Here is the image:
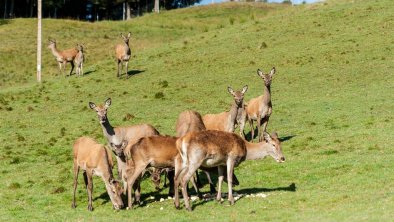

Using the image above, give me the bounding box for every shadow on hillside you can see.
[126,69,145,78]
[0,20,10,26]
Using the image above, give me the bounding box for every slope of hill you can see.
[0,0,393,221]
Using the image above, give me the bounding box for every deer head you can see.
[108,178,124,210]
[76,44,84,52]
[89,98,111,124]
[121,32,131,45]
[262,132,285,163]
[257,67,276,87]
[228,85,248,107]
[47,38,56,49]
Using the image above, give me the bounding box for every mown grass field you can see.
[0,0,393,221]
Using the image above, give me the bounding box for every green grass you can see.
[0,0,393,221]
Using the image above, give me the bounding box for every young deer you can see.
[88,98,160,202]
[75,44,84,77]
[72,137,124,211]
[246,67,276,142]
[115,32,131,78]
[174,130,285,211]
[123,135,200,209]
[203,86,248,138]
[48,39,79,77]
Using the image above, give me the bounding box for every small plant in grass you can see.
[229,17,235,25]
[8,182,21,189]
[154,92,165,99]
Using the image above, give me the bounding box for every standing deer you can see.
[88,98,160,202]
[203,86,248,138]
[174,130,285,211]
[75,44,84,77]
[48,39,79,77]
[115,32,131,78]
[176,110,239,194]
[246,67,276,141]
[72,137,124,211]
[123,135,201,209]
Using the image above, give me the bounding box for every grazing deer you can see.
[75,44,84,77]
[88,98,160,202]
[115,32,131,78]
[123,135,201,209]
[203,86,248,138]
[72,137,124,211]
[48,39,79,77]
[174,130,285,211]
[246,67,276,142]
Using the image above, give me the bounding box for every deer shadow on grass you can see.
[189,183,296,210]
[244,129,296,143]
[126,70,145,78]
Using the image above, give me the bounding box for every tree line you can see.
[2,0,202,21]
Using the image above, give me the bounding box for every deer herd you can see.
[63,33,286,212]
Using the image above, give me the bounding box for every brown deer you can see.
[88,98,160,202]
[75,44,84,77]
[48,39,79,77]
[115,32,131,78]
[203,86,248,138]
[176,110,240,194]
[174,130,285,211]
[72,137,124,211]
[123,135,201,209]
[246,67,276,142]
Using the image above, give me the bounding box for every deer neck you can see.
[226,102,239,132]
[100,119,121,145]
[49,45,62,59]
[245,141,271,160]
[263,85,271,105]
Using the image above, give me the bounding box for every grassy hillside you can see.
[0,0,393,221]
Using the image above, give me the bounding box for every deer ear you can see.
[263,132,272,143]
[241,85,248,94]
[122,140,128,148]
[105,98,112,108]
[88,102,96,109]
[227,86,235,96]
[271,132,278,139]
[269,67,276,77]
[127,32,131,38]
[257,69,264,77]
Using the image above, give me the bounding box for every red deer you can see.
[115,32,131,78]
[203,86,248,138]
[123,135,200,209]
[246,67,276,141]
[174,130,284,211]
[89,98,160,202]
[75,44,84,77]
[48,39,79,77]
[72,137,124,211]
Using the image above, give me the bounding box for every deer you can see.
[176,110,240,194]
[123,135,201,209]
[203,85,248,138]
[88,98,160,203]
[48,39,79,77]
[75,44,84,77]
[72,136,124,211]
[115,32,131,78]
[174,130,285,211]
[246,67,276,142]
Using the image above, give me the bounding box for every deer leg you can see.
[216,166,225,203]
[125,61,130,78]
[69,61,75,76]
[181,163,200,211]
[226,159,235,205]
[71,162,79,209]
[174,157,183,209]
[257,117,262,142]
[133,178,141,205]
[203,170,216,194]
[84,170,94,211]
[189,174,202,199]
[58,62,62,76]
[80,62,83,76]
[167,169,175,197]
[249,118,255,142]
[117,60,121,78]
[127,164,146,209]
[262,116,270,133]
